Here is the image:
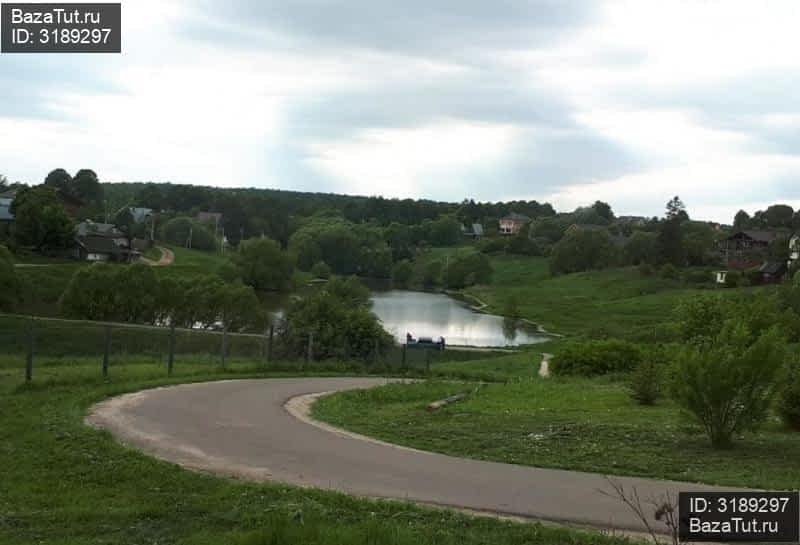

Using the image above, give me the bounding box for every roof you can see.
[197,211,222,223]
[76,221,122,237]
[129,207,154,223]
[0,203,13,222]
[760,261,787,275]
[729,230,781,243]
[501,212,531,222]
[78,235,120,255]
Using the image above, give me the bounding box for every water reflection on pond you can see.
[370,290,547,347]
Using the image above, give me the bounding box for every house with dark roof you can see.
[75,221,139,262]
[718,230,782,269]
[499,213,530,235]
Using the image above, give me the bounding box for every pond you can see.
[369,290,548,347]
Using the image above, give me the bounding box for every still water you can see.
[370,290,547,347]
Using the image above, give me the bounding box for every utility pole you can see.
[186,226,193,249]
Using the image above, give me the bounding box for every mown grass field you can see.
[0,362,634,545]
[313,376,800,490]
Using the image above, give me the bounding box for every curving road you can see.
[87,378,739,533]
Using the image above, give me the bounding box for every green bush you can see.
[638,263,655,276]
[391,259,413,287]
[551,339,643,377]
[778,365,800,431]
[724,271,741,288]
[423,260,442,286]
[311,261,332,280]
[444,253,493,288]
[659,263,679,280]
[627,360,663,405]
[505,234,541,256]
[672,322,786,448]
[683,269,711,285]
[477,238,506,254]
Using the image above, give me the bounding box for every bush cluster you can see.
[551,339,642,377]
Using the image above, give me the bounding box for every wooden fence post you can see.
[167,323,176,376]
[25,317,35,382]
[102,324,112,377]
[221,323,228,369]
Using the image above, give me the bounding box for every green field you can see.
[313,375,800,490]
[465,254,730,338]
[0,362,633,545]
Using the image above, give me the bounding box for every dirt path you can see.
[140,246,174,266]
[87,378,743,534]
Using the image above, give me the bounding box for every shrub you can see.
[551,339,643,377]
[724,271,741,288]
[391,259,413,287]
[477,238,506,254]
[683,270,711,285]
[162,217,217,251]
[778,365,800,431]
[0,245,18,310]
[659,263,679,280]
[505,234,541,256]
[234,238,294,291]
[672,322,786,448]
[627,360,663,405]
[423,260,442,286]
[311,261,332,280]
[638,263,654,277]
[444,253,493,289]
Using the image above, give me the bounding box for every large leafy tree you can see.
[72,169,104,207]
[550,228,617,275]
[10,186,74,251]
[733,209,751,230]
[44,168,72,192]
[234,237,294,292]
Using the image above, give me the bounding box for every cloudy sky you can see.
[2,0,800,222]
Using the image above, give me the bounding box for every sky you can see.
[2,0,800,223]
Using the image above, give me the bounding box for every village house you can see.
[0,190,15,235]
[499,213,530,235]
[75,220,139,262]
[462,223,484,240]
[718,230,781,269]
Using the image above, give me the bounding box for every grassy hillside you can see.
[466,255,725,338]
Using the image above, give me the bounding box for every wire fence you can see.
[0,313,480,382]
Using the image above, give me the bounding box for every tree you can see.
[624,231,658,265]
[392,259,413,287]
[162,217,217,251]
[550,229,617,275]
[733,210,751,230]
[10,186,74,252]
[234,237,294,291]
[72,169,104,207]
[672,322,786,448]
[444,253,493,288]
[44,168,72,192]
[592,201,615,222]
[764,204,794,228]
[281,280,391,361]
[113,207,135,235]
[0,245,18,310]
[311,261,332,280]
[0,174,8,189]
[655,218,685,266]
[423,260,443,286]
[665,196,688,221]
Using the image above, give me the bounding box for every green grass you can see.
[313,376,800,490]
[0,363,634,545]
[465,255,732,338]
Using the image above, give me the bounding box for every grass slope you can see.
[313,377,800,490]
[0,363,632,545]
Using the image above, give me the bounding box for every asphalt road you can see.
[87,378,738,533]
